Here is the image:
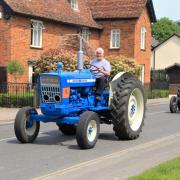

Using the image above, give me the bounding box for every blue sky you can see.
[152,0,180,21]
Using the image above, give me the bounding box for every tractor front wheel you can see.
[14,107,40,143]
[110,74,145,140]
[76,111,100,149]
[57,124,76,135]
[170,96,177,113]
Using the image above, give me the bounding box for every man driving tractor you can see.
[90,48,111,104]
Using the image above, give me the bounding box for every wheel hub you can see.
[128,88,144,131]
[87,120,97,142]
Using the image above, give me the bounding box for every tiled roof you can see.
[88,0,156,22]
[3,0,102,29]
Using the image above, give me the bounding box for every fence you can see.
[0,83,34,107]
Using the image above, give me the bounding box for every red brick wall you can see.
[134,7,152,84]
[2,15,99,83]
[98,19,136,57]
[0,5,11,67]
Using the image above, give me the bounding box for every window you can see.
[141,27,146,50]
[82,28,89,42]
[31,20,43,48]
[70,0,78,10]
[110,29,120,49]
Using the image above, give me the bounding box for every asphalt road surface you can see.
[0,103,180,180]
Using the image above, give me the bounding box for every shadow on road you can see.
[6,130,120,149]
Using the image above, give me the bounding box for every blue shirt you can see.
[90,58,111,78]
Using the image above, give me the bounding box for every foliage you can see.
[7,61,25,82]
[107,55,141,80]
[152,18,180,42]
[0,93,33,107]
[144,89,169,99]
[34,49,140,80]
[128,157,180,180]
[34,48,87,73]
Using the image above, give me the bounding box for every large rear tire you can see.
[76,111,100,149]
[110,74,145,140]
[14,107,40,143]
[57,124,76,135]
[170,96,177,113]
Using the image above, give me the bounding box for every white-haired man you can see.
[90,48,111,104]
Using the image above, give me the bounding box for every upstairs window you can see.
[31,20,43,48]
[70,0,78,10]
[110,29,120,49]
[141,27,146,50]
[82,28,89,42]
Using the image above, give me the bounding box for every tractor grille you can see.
[40,76,61,104]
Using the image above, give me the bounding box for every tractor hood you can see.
[39,69,96,87]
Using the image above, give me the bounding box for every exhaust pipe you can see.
[77,35,84,71]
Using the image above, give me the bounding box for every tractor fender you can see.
[108,72,133,107]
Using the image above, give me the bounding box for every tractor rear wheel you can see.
[170,96,177,113]
[76,111,100,149]
[110,74,145,140]
[57,124,76,135]
[14,107,40,143]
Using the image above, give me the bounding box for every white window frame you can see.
[30,20,43,48]
[139,64,145,84]
[0,12,2,19]
[141,27,146,50]
[82,28,89,42]
[110,29,120,49]
[70,0,79,10]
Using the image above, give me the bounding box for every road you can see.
[0,103,180,180]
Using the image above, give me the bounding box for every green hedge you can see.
[0,93,33,107]
[144,89,169,99]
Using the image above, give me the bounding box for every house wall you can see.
[152,36,180,70]
[0,5,11,67]
[97,19,136,57]
[134,7,152,84]
[2,15,100,83]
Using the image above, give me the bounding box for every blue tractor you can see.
[14,37,145,149]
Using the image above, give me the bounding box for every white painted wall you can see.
[151,35,180,70]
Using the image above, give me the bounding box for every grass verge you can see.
[128,157,180,180]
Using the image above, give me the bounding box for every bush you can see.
[144,89,169,99]
[0,93,33,107]
[34,48,89,74]
[106,55,140,80]
[7,61,25,82]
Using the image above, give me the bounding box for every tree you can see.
[7,61,25,83]
[152,18,180,42]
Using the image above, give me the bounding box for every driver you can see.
[90,48,111,104]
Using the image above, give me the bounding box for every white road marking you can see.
[34,133,180,180]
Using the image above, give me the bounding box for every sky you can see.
[152,0,180,21]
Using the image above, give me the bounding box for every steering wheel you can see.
[84,64,106,75]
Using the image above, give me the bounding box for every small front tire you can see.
[170,96,177,113]
[76,111,100,149]
[14,107,40,143]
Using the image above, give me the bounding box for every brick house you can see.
[0,0,156,84]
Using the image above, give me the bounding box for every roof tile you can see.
[4,0,102,29]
